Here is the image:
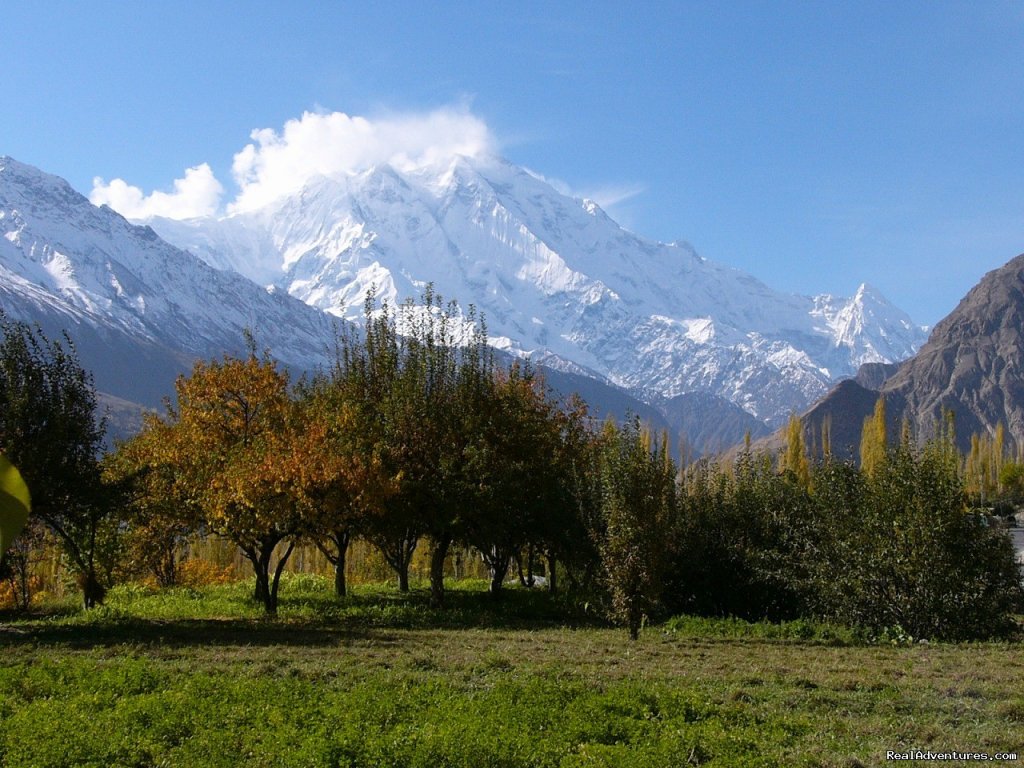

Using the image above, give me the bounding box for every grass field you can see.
[1,576,1022,767]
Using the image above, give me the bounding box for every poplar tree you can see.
[781,413,810,487]
[859,397,887,477]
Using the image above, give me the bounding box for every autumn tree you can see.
[965,422,1005,505]
[155,350,309,614]
[859,396,888,477]
[781,413,810,487]
[105,417,201,587]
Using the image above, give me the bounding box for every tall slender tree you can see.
[860,396,888,477]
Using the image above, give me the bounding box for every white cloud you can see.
[229,107,497,212]
[522,169,644,214]
[580,182,646,210]
[90,163,223,221]
[88,107,643,225]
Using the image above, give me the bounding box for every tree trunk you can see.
[546,553,558,593]
[252,548,272,612]
[373,529,418,593]
[268,540,296,614]
[489,567,506,595]
[332,530,350,598]
[79,568,106,609]
[246,537,294,615]
[315,529,352,598]
[429,535,452,608]
[487,546,510,596]
[80,525,105,609]
[156,545,177,589]
[334,555,347,598]
[516,552,528,587]
[628,603,642,641]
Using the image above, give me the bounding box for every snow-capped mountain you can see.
[147,154,925,426]
[0,156,337,407]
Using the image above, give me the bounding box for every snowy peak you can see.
[811,282,921,370]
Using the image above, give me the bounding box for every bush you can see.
[807,444,1023,641]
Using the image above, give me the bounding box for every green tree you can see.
[0,317,114,608]
[349,288,494,607]
[462,363,569,596]
[596,418,676,640]
[810,437,1021,640]
[297,372,398,597]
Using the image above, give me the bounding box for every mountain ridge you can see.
[2,153,927,451]
[143,153,926,427]
[779,253,1024,458]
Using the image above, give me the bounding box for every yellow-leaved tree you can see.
[105,417,201,587]
[781,413,810,488]
[860,397,888,478]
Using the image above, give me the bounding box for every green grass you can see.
[1,576,1023,767]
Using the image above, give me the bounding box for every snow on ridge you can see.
[0,158,337,371]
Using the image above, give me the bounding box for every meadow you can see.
[1,576,1022,767]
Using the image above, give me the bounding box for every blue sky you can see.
[4,1,1023,326]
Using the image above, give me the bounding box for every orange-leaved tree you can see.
[157,350,310,613]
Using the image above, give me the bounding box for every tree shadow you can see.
[0,616,381,650]
[0,586,609,651]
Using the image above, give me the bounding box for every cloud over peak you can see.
[230,108,496,212]
[90,107,498,220]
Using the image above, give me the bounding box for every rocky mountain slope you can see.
[794,253,1024,456]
